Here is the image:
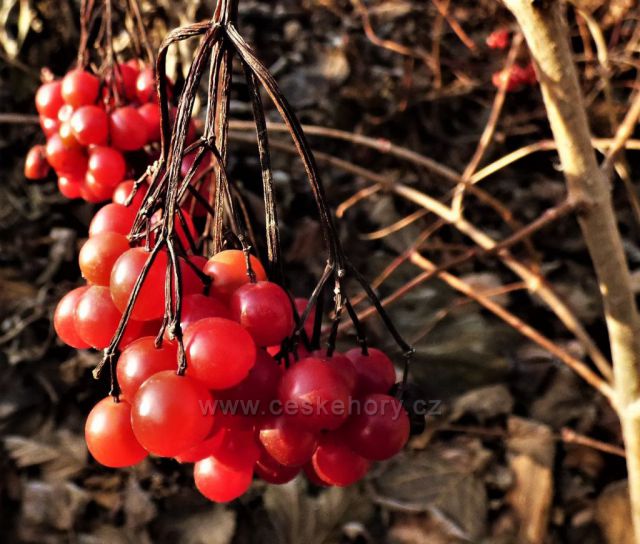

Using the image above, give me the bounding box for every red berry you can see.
[278,357,350,431]
[35,81,64,118]
[137,103,161,142]
[311,435,370,487]
[74,285,142,349]
[175,427,225,463]
[230,281,294,347]
[89,203,137,237]
[194,456,253,503]
[340,394,410,461]
[345,348,396,397]
[294,297,316,338]
[304,461,330,487]
[70,105,108,146]
[184,317,257,389]
[40,116,60,138]
[116,336,178,399]
[164,293,230,342]
[115,63,139,101]
[131,370,213,457]
[255,449,300,484]
[209,427,260,469]
[85,398,148,467]
[311,349,357,394]
[58,122,82,149]
[88,146,126,187]
[54,286,90,348]
[112,180,147,209]
[58,175,83,199]
[486,28,511,50]
[24,145,50,180]
[84,172,115,202]
[57,104,75,123]
[135,68,156,104]
[258,415,317,467]
[61,69,100,107]
[45,133,87,177]
[79,231,130,285]
[204,250,267,301]
[109,107,148,151]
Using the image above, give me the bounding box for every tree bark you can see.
[502,0,640,541]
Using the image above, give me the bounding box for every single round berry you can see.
[194,456,253,503]
[230,281,294,347]
[255,449,300,484]
[311,435,370,487]
[115,62,139,101]
[79,231,130,286]
[204,250,267,301]
[131,370,213,457]
[45,133,87,177]
[35,81,64,118]
[109,107,148,151]
[89,203,137,237]
[175,426,225,463]
[116,336,178,399]
[209,427,260,470]
[85,398,148,467]
[74,285,142,349]
[345,348,396,397]
[61,69,100,107]
[278,357,351,431]
[40,116,60,138]
[311,349,358,394]
[70,105,109,146]
[58,121,82,149]
[54,286,90,349]
[84,172,115,202]
[112,180,147,209]
[135,68,156,104]
[88,146,126,187]
[137,103,161,142]
[164,293,230,342]
[58,175,83,199]
[258,416,318,467]
[340,394,410,461]
[24,145,50,180]
[184,317,256,390]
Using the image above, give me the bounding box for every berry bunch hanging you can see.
[24,0,172,202]
[487,28,537,92]
[53,0,416,504]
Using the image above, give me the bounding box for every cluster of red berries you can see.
[486,28,537,92]
[25,62,163,202]
[53,211,409,501]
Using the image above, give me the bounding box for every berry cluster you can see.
[54,228,409,501]
[486,28,537,92]
[25,62,164,202]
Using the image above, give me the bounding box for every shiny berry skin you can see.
[304,461,330,486]
[311,350,357,394]
[35,81,64,118]
[204,250,267,301]
[54,286,90,348]
[131,371,213,457]
[311,435,370,487]
[345,348,396,397]
[58,175,83,199]
[486,28,511,50]
[112,180,147,209]
[116,63,138,101]
[258,416,317,467]
[45,133,87,177]
[340,394,410,461]
[210,428,260,469]
[70,105,108,146]
[109,248,167,321]
[175,427,225,463]
[164,293,230,342]
[61,69,100,107]
[184,317,257,389]
[84,172,114,202]
[79,231,130,285]
[135,68,156,103]
[255,449,300,484]
[230,281,294,347]
[74,285,142,349]
[109,107,148,151]
[116,336,178,399]
[57,104,75,123]
[85,398,148,467]
[88,146,126,187]
[278,357,351,431]
[58,121,82,149]
[194,456,253,503]
[137,103,161,142]
[89,203,137,237]
[40,116,60,138]
[24,145,50,180]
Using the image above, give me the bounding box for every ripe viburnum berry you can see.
[345,347,396,397]
[486,28,511,50]
[54,286,90,349]
[203,249,267,300]
[194,455,253,503]
[311,435,370,487]
[35,80,64,118]
[109,107,148,151]
[24,145,50,180]
[79,231,130,285]
[61,69,100,107]
[70,105,109,146]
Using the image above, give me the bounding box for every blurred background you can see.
[1,0,638,542]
